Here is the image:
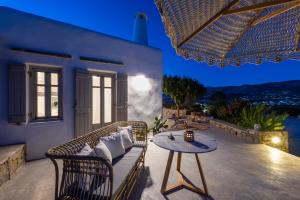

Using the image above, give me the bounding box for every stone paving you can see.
[1,127,300,200]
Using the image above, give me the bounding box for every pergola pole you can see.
[295,27,300,51]
[177,0,240,48]
[251,1,300,26]
[177,0,300,49]
[223,0,300,15]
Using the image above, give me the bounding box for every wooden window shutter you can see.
[8,64,27,124]
[116,73,128,121]
[74,69,92,137]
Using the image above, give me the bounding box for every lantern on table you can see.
[184,130,194,142]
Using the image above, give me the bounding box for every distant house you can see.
[0,7,163,160]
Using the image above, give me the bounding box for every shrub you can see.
[239,104,288,131]
[208,93,288,131]
[208,91,227,117]
[187,104,204,114]
[209,98,249,124]
[227,99,249,124]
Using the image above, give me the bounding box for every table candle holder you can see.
[184,130,194,142]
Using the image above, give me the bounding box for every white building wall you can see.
[0,7,162,160]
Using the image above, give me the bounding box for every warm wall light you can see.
[272,136,281,144]
[131,75,151,92]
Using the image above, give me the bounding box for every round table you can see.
[153,130,217,196]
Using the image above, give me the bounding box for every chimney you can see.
[133,13,148,45]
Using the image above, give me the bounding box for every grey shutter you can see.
[8,64,27,124]
[74,69,91,137]
[116,73,128,121]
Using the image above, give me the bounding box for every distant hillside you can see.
[163,80,300,115]
[206,80,300,96]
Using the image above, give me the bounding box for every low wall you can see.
[258,131,288,152]
[0,144,25,186]
[210,119,288,152]
[162,108,186,119]
[210,119,259,143]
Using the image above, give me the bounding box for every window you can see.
[30,66,62,121]
[92,76,101,124]
[104,77,112,123]
[91,73,115,129]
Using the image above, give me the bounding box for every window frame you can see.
[91,72,116,130]
[29,65,63,122]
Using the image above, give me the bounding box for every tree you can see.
[163,75,206,117]
[183,77,207,107]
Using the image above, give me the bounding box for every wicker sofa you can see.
[46,121,148,200]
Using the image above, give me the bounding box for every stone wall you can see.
[210,119,259,143]
[210,119,288,152]
[0,144,25,187]
[258,131,288,152]
[162,108,186,119]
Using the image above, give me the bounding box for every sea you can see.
[285,117,300,157]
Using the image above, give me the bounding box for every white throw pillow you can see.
[100,133,125,159]
[118,126,133,141]
[114,130,133,150]
[94,140,112,163]
[76,143,96,156]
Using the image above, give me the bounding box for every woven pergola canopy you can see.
[155,0,300,67]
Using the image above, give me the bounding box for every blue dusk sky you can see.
[1,0,299,87]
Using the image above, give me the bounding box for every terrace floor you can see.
[1,127,300,200]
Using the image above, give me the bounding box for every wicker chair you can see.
[46,121,148,200]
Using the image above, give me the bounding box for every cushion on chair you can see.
[133,140,147,148]
[94,140,113,163]
[100,133,125,159]
[76,143,96,156]
[117,126,133,141]
[111,146,144,197]
[114,130,133,150]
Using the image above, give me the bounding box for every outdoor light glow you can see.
[131,75,151,92]
[270,148,281,163]
[272,136,281,144]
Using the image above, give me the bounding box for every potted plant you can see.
[149,116,168,135]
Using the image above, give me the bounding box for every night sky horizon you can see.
[1,0,300,87]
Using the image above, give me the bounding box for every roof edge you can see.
[0,6,162,52]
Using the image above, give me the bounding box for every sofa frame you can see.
[46,121,148,200]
